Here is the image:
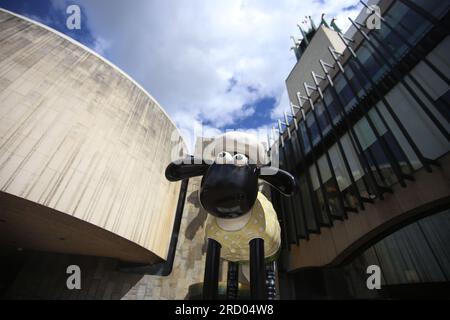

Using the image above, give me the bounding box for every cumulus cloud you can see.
[50,0,363,148]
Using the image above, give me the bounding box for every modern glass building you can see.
[272,0,450,299]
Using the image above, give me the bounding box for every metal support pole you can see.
[296,129,325,229]
[203,239,221,300]
[337,31,435,172]
[397,0,445,26]
[266,262,277,300]
[277,119,302,241]
[346,59,416,175]
[361,20,450,131]
[285,110,314,236]
[311,70,375,201]
[271,187,290,249]
[360,0,450,85]
[318,59,386,199]
[303,83,350,218]
[349,18,450,142]
[226,261,239,300]
[289,104,324,230]
[364,22,450,134]
[328,47,410,188]
[250,238,266,300]
[390,13,447,55]
[310,72,367,210]
[280,137,307,241]
[273,126,284,148]
[297,95,333,224]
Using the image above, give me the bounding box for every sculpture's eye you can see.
[216,151,233,164]
[233,153,248,166]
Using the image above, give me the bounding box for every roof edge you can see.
[0,8,186,147]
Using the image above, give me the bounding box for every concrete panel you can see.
[0,10,185,263]
[285,25,346,110]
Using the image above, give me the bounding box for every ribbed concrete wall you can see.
[0,10,183,262]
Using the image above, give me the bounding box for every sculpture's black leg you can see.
[265,262,277,300]
[249,238,266,300]
[226,261,239,300]
[203,238,221,300]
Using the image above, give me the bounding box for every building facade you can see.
[1,0,449,300]
[0,9,215,299]
[273,0,450,298]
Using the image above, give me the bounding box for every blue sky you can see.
[0,0,99,49]
[0,0,362,145]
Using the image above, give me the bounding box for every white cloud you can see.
[51,0,362,147]
[91,36,111,56]
[271,89,290,121]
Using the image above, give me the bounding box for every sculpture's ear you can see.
[165,156,211,181]
[259,167,296,196]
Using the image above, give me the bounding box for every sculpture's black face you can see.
[199,163,258,218]
[165,151,296,218]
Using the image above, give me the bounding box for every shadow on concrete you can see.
[1,248,144,300]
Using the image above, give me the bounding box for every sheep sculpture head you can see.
[166,132,296,217]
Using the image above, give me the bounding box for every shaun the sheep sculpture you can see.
[165,132,295,300]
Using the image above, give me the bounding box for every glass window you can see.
[377,102,422,170]
[368,107,413,175]
[368,108,388,136]
[299,121,311,154]
[347,61,372,92]
[329,144,352,191]
[418,209,450,279]
[291,191,307,239]
[309,165,320,191]
[385,83,450,160]
[298,174,319,232]
[279,148,298,243]
[355,117,401,187]
[291,130,304,160]
[355,43,388,83]
[318,155,331,182]
[341,133,365,182]
[316,154,346,217]
[309,164,330,224]
[342,209,450,298]
[375,24,408,65]
[354,118,377,150]
[334,73,357,113]
[411,0,449,19]
[344,65,365,100]
[284,139,295,169]
[314,100,331,136]
[323,89,341,125]
[373,216,448,284]
[333,134,373,202]
[374,1,432,63]
[328,144,361,209]
[436,90,450,124]
[306,111,320,146]
[280,196,297,244]
[323,178,345,218]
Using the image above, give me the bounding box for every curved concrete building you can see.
[0,9,185,264]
